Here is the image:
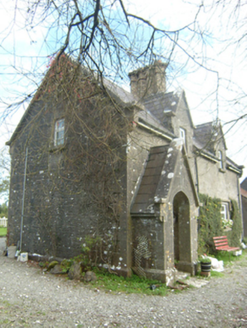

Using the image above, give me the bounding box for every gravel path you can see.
[0,251,247,327]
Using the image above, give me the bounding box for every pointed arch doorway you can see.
[173,191,191,264]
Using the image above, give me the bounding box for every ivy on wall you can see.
[198,194,223,255]
[227,200,242,248]
[198,194,242,255]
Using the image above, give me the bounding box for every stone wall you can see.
[7,96,129,271]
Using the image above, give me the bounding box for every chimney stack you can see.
[128,61,167,100]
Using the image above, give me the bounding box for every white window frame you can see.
[220,203,228,221]
[54,118,65,146]
[179,127,186,148]
[221,202,233,230]
[218,150,223,169]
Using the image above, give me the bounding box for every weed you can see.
[89,271,169,296]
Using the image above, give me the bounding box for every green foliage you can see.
[198,194,223,255]
[0,177,9,205]
[0,202,8,218]
[60,259,73,273]
[0,227,7,237]
[210,271,224,278]
[47,261,58,270]
[198,194,242,255]
[80,235,102,271]
[90,272,169,296]
[226,200,242,248]
[215,249,247,266]
[243,237,247,245]
[199,257,211,263]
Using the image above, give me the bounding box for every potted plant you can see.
[200,257,212,273]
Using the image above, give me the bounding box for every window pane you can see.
[218,150,223,169]
[54,119,65,146]
[57,120,64,130]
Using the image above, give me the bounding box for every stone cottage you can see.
[6,57,243,283]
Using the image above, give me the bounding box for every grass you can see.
[214,248,247,266]
[196,249,247,279]
[0,227,7,237]
[88,270,169,296]
[210,270,224,278]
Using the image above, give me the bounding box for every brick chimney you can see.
[128,61,168,99]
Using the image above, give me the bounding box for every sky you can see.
[0,0,246,180]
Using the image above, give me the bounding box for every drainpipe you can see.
[194,156,200,232]
[237,176,243,240]
[20,147,28,252]
[194,156,199,194]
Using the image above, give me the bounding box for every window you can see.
[221,202,233,230]
[218,150,223,169]
[179,127,186,148]
[54,119,65,146]
[220,203,228,221]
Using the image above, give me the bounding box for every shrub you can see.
[198,195,242,255]
[226,200,242,247]
[198,194,223,255]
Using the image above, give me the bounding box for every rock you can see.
[68,262,82,280]
[84,271,97,282]
[50,264,64,274]
[47,261,59,271]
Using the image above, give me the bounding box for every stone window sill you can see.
[49,144,66,153]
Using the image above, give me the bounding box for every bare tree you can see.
[0,1,215,116]
[2,0,246,263]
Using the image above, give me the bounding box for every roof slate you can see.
[131,143,179,215]
[241,178,247,192]
[142,91,180,131]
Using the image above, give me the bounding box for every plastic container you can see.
[20,252,28,262]
[8,246,16,258]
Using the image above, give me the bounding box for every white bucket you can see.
[20,252,28,262]
[8,246,16,258]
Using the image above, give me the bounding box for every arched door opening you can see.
[173,192,191,263]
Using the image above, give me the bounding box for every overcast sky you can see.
[0,0,246,179]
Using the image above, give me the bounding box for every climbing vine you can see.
[198,194,223,255]
[9,54,133,262]
[227,200,242,248]
[197,194,242,255]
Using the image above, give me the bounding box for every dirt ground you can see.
[0,247,247,327]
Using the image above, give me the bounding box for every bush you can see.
[226,200,242,248]
[198,194,223,255]
[198,195,242,255]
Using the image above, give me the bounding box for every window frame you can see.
[179,127,186,148]
[221,202,233,230]
[218,150,223,170]
[220,203,228,221]
[54,118,65,147]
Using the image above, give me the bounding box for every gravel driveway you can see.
[0,250,247,328]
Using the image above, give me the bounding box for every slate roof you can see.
[241,178,247,192]
[131,143,178,215]
[194,122,227,153]
[137,108,176,140]
[241,187,247,198]
[193,122,217,153]
[103,78,135,105]
[142,91,179,122]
